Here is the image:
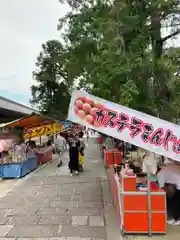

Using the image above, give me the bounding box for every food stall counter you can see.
[1,151,38,179]
[36,146,52,165]
[107,166,167,235]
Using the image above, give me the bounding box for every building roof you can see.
[0,96,38,115]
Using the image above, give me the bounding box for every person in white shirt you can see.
[157,163,180,225]
[62,136,67,151]
[55,133,64,156]
[55,133,68,167]
[142,151,161,175]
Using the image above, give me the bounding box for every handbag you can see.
[79,152,84,165]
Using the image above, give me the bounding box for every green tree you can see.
[163,47,180,121]
[31,40,70,119]
[58,0,180,121]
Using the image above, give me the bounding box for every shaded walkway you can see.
[0,139,120,239]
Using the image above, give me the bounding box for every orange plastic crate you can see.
[124,212,166,233]
[123,194,166,211]
[120,175,136,192]
[104,150,122,168]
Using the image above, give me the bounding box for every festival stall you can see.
[23,121,63,165]
[0,114,58,178]
[101,137,166,234]
[107,165,166,235]
[0,128,38,179]
[67,90,180,235]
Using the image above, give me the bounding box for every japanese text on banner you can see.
[24,123,64,138]
[67,90,180,161]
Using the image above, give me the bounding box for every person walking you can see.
[157,164,180,225]
[62,134,67,151]
[55,133,65,167]
[55,133,63,155]
[68,133,80,176]
[79,131,85,172]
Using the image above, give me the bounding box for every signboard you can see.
[72,123,84,130]
[24,123,64,139]
[68,90,180,161]
[60,120,72,130]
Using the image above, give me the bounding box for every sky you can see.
[0,0,69,106]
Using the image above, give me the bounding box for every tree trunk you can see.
[151,15,162,62]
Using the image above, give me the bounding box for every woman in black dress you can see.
[68,134,80,176]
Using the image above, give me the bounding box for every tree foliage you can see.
[31,40,70,119]
[57,0,180,121]
[31,0,180,122]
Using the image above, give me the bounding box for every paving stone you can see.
[23,201,50,208]
[6,215,41,225]
[37,207,66,215]
[43,177,75,185]
[53,195,73,202]
[0,225,14,237]
[49,201,77,208]
[50,238,98,240]
[7,225,59,238]
[57,226,106,239]
[67,238,104,240]
[89,216,104,226]
[0,238,16,240]
[38,215,71,225]
[104,212,118,227]
[11,188,37,196]
[72,216,88,226]
[0,210,10,217]
[23,195,48,202]
[77,202,102,209]
[0,201,23,209]
[7,207,38,216]
[106,226,123,240]
[73,195,102,202]
[34,192,57,198]
[0,216,10,224]
[17,239,48,240]
[49,238,69,240]
[81,195,102,202]
[67,208,102,216]
[101,182,113,204]
[56,188,75,195]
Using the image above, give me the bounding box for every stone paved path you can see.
[0,139,121,240]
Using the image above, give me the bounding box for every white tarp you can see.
[67,90,180,161]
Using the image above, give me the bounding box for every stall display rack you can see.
[37,146,52,166]
[107,166,167,235]
[0,152,38,179]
